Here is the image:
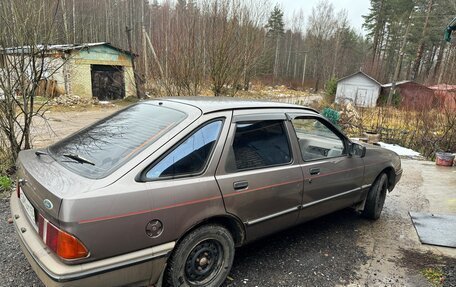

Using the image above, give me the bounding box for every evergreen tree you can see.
[265,5,285,82]
[266,5,284,38]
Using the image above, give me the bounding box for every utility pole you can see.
[142,27,148,79]
[301,52,308,88]
[295,51,308,88]
[126,26,142,99]
[141,0,148,79]
[144,30,164,79]
[273,35,280,85]
[72,0,76,43]
[388,9,413,105]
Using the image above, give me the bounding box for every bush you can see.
[0,176,12,192]
[322,107,340,126]
[377,92,402,107]
[324,77,338,103]
[345,105,456,160]
[0,142,13,176]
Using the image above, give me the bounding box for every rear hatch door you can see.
[16,150,100,226]
[16,101,200,226]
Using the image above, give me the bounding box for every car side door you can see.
[288,114,365,223]
[215,111,304,242]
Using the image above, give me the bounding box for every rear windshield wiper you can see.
[62,154,95,166]
[35,150,48,157]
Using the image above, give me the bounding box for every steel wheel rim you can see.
[184,239,224,285]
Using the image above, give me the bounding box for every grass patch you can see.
[338,105,456,159]
[0,175,12,192]
[422,267,444,286]
[400,249,455,287]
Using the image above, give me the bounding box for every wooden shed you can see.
[428,84,456,111]
[1,43,137,100]
[381,81,437,110]
[335,71,382,108]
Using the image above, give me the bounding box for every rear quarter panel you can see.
[59,111,233,263]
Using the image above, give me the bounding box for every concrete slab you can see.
[417,160,456,214]
[404,159,456,258]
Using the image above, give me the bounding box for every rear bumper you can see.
[10,193,174,287]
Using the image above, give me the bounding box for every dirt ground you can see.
[353,159,456,287]
[1,107,455,287]
[31,106,122,148]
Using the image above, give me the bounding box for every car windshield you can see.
[49,103,187,179]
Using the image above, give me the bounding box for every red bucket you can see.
[435,152,455,166]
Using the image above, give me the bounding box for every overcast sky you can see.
[277,0,371,34]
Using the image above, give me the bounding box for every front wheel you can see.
[362,173,388,220]
[164,224,235,287]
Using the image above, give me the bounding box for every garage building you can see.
[335,71,382,108]
[1,42,137,100]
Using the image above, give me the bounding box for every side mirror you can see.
[350,142,366,158]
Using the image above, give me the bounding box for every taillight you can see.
[57,231,89,259]
[38,214,89,260]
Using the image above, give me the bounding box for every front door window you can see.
[291,118,345,161]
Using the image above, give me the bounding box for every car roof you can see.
[161,96,319,114]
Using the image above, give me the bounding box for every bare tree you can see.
[306,0,337,91]
[0,0,62,163]
[203,0,268,96]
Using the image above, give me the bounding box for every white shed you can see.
[335,71,382,107]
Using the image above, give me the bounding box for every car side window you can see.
[291,118,346,161]
[146,120,223,180]
[226,120,292,172]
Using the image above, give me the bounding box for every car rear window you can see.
[49,103,187,179]
[145,120,223,180]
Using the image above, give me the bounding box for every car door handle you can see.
[309,168,320,175]
[233,181,249,191]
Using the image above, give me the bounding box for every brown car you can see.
[11,97,402,287]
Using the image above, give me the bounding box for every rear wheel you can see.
[362,173,388,220]
[164,224,235,287]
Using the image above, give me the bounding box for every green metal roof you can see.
[445,17,456,42]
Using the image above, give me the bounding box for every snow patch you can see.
[377,142,421,157]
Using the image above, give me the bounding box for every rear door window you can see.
[49,103,187,179]
[145,120,223,180]
[227,120,292,172]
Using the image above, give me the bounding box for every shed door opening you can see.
[91,65,125,100]
[356,88,368,106]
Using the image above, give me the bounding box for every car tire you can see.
[164,224,235,287]
[362,173,388,220]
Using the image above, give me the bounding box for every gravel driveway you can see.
[0,197,370,287]
[1,197,43,286]
[1,109,455,287]
[222,209,369,286]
